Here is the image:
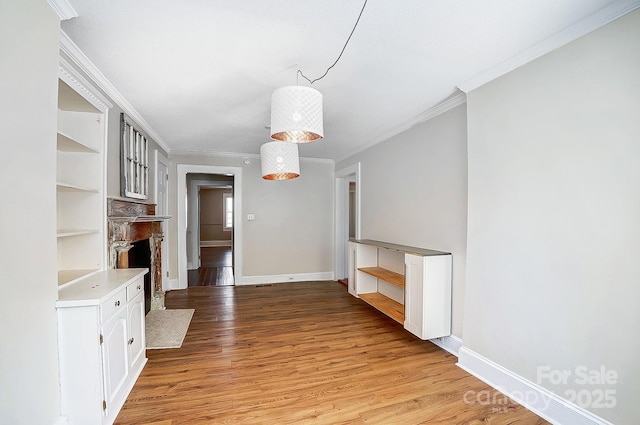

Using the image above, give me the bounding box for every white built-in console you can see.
[56,268,148,425]
[348,239,452,340]
[55,64,147,425]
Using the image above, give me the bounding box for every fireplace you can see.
[127,238,152,313]
[107,198,170,310]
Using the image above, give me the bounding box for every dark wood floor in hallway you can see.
[188,246,234,286]
[116,281,548,425]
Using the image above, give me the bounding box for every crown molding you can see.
[334,91,467,164]
[59,30,172,154]
[170,149,260,159]
[59,57,112,112]
[170,149,334,164]
[47,0,77,20]
[458,0,640,93]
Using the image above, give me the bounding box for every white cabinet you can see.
[349,239,452,340]
[57,269,148,425]
[101,304,129,418]
[126,281,146,370]
[56,78,106,287]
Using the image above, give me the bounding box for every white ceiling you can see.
[61,0,621,160]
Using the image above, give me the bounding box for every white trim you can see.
[172,150,262,159]
[200,240,232,247]
[177,164,243,288]
[335,92,466,163]
[457,347,615,425]
[171,149,334,164]
[187,178,232,268]
[334,163,361,280]
[238,272,335,286]
[59,31,172,154]
[59,57,112,112]
[429,335,463,357]
[47,0,77,20]
[458,0,640,92]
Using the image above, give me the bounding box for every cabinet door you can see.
[127,291,146,370]
[101,309,129,419]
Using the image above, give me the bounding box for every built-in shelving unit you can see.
[56,78,106,287]
[349,239,452,340]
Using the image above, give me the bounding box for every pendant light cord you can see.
[297,0,368,85]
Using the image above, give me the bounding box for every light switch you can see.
[247,213,255,221]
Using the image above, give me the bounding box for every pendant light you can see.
[269,0,368,144]
[270,86,323,143]
[260,141,300,180]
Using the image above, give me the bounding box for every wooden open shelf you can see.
[358,267,404,288]
[359,292,404,324]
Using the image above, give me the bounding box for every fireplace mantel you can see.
[107,198,170,309]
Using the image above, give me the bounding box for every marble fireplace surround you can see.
[107,198,170,309]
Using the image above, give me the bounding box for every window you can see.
[120,113,149,200]
[223,193,233,230]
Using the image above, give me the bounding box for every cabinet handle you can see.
[128,338,134,345]
[115,300,120,307]
[137,285,141,290]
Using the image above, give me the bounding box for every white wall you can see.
[168,153,334,284]
[464,9,640,425]
[0,2,62,424]
[243,157,334,278]
[336,104,468,336]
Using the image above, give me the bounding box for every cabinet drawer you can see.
[101,288,126,322]
[126,277,144,302]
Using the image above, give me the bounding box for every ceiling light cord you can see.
[297,0,368,85]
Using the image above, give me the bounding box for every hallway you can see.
[187,246,234,286]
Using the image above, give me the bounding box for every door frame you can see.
[334,162,361,280]
[188,180,233,269]
[177,164,243,289]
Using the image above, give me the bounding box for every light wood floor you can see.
[116,281,548,424]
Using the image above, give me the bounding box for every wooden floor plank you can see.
[115,281,547,425]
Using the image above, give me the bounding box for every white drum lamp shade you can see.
[260,141,300,180]
[270,86,323,143]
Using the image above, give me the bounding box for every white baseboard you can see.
[200,240,232,247]
[457,347,614,425]
[237,272,335,286]
[53,417,69,425]
[429,334,463,356]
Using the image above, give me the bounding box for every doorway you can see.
[187,178,234,286]
[177,164,243,289]
[334,163,361,283]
